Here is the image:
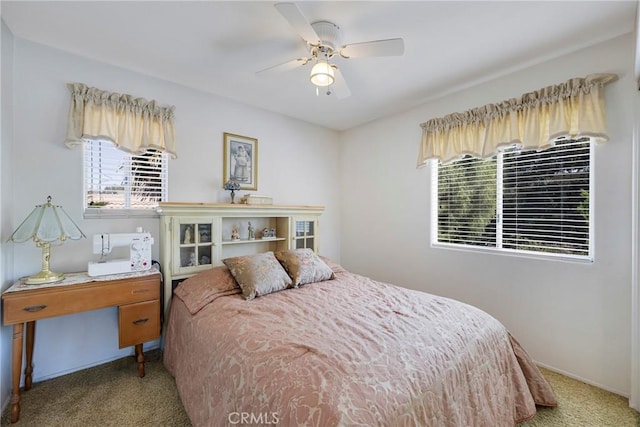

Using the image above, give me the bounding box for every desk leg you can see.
[24,321,35,390]
[10,323,24,423]
[135,344,145,378]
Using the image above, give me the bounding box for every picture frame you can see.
[223,132,258,190]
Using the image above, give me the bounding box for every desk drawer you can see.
[2,275,160,324]
[118,300,160,348]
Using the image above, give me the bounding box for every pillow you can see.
[223,252,293,300]
[173,266,241,314]
[274,248,335,287]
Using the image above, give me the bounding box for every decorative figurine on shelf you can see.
[183,225,193,244]
[200,255,210,265]
[248,221,255,240]
[224,179,241,204]
[261,228,276,238]
[231,226,240,240]
[187,252,196,266]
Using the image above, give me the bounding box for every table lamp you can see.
[9,196,86,284]
[224,179,241,204]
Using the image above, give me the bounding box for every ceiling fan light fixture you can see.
[310,61,334,87]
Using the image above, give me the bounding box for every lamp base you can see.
[24,269,64,285]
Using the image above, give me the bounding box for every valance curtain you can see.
[65,83,177,158]
[417,73,617,166]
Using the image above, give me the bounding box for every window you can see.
[84,139,168,214]
[433,138,592,259]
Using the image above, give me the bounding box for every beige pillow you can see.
[274,248,335,287]
[223,252,293,300]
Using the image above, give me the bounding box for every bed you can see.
[163,250,556,426]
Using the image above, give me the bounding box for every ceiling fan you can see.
[257,2,405,98]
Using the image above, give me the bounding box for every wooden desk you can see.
[1,269,161,423]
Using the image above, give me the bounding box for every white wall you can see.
[0,35,341,403]
[632,87,640,410]
[340,33,635,396]
[1,18,15,411]
[630,6,640,410]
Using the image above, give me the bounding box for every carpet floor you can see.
[2,350,639,426]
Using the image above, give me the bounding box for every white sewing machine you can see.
[88,232,154,277]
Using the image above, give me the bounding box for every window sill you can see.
[431,242,594,264]
[84,208,160,220]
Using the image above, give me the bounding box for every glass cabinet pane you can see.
[296,237,315,250]
[181,224,196,244]
[295,221,314,236]
[180,247,196,267]
[198,246,212,266]
[198,224,212,243]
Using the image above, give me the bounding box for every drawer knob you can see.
[133,318,149,325]
[23,305,47,313]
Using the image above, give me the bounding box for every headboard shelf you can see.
[158,202,324,216]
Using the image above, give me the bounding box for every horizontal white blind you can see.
[84,140,168,210]
[501,139,590,255]
[436,156,497,247]
[435,138,591,258]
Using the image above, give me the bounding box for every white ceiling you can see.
[1,1,637,131]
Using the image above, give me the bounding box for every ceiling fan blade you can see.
[256,57,308,76]
[274,2,320,45]
[331,67,351,99]
[340,38,405,58]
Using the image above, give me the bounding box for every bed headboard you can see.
[156,202,324,320]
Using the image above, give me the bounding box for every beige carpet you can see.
[2,351,639,426]
[1,350,190,427]
[520,368,640,427]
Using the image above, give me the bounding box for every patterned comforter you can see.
[164,261,556,426]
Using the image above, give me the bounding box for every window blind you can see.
[433,138,591,258]
[84,140,168,210]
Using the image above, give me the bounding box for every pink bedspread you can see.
[164,264,556,426]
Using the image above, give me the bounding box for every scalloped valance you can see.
[65,83,177,158]
[417,73,617,166]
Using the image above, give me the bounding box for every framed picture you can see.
[223,132,258,190]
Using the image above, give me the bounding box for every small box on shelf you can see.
[240,195,273,205]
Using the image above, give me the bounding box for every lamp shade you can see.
[310,61,335,87]
[223,180,241,191]
[10,196,85,244]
